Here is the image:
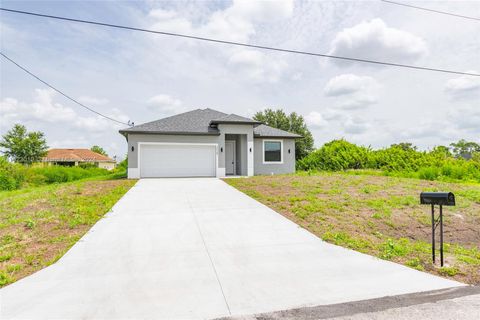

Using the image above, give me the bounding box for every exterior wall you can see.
[253,138,296,175]
[98,162,115,170]
[126,133,222,178]
[125,127,295,178]
[239,135,248,175]
[218,124,254,176]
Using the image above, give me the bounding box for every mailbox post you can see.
[420,192,455,267]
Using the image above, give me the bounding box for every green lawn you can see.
[0,177,136,287]
[225,172,480,285]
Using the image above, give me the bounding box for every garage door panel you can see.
[140,144,216,178]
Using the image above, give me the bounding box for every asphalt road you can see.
[220,286,480,320]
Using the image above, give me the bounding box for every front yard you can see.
[0,177,136,287]
[225,172,480,285]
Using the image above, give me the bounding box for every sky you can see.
[1,0,479,160]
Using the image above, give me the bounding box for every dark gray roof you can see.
[211,114,261,125]
[253,124,302,138]
[119,108,224,135]
[119,108,301,138]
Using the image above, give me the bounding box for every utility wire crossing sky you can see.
[381,0,480,21]
[0,52,132,126]
[1,7,479,77]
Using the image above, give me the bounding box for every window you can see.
[263,140,282,163]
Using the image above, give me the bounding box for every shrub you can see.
[0,158,111,191]
[297,140,480,183]
[417,167,440,181]
[30,166,109,184]
[0,157,26,191]
[297,140,371,171]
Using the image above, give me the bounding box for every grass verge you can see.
[0,177,136,287]
[225,172,480,284]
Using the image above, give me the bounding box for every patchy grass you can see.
[0,177,136,287]
[225,172,480,284]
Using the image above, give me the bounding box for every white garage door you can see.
[139,144,216,178]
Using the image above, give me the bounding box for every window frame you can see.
[262,139,283,164]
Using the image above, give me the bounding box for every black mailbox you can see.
[420,191,455,267]
[420,192,455,206]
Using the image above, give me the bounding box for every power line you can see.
[1,7,479,77]
[381,0,480,21]
[0,51,132,126]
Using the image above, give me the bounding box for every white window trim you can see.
[262,139,283,164]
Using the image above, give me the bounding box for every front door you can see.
[225,140,236,175]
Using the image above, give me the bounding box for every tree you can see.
[90,145,108,156]
[253,108,314,160]
[450,139,480,159]
[0,124,48,165]
[390,142,417,151]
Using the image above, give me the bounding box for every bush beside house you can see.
[297,140,480,183]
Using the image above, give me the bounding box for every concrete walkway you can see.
[0,178,463,319]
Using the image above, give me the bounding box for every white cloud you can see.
[329,18,428,65]
[340,93,378,110]
[400,120,450,139]
[344,116,370,134]
[324,74,379,109]
[49,137,89,148]
[149,9,193,35]
[228,49,288,83]
[78,96,109,106]
[147,94,184,114]
[231,0,294,22]
[149,0,294,43]
[449,105,480,133]
[146,0,293,82]
[324,74,376,96]
[305,111,328,129]
[0,89,128,133]
[445,73,480,99]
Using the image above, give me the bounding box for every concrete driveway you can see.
[0,178,463,319]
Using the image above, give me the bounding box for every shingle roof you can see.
[210,114,261,124]
[253,124,302,138]
[43,149,114,162]
[119,108,301,138]
[120,109,224,135]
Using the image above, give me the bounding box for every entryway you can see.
[225,140,236,175]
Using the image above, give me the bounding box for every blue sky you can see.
[1,0,479,160]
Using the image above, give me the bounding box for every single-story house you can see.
[42,149,116,170]
[119,108,301,178]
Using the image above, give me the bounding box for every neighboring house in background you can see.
[42,149,116,170]
[119,108,301,178]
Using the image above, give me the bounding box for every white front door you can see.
[225,140,236,175]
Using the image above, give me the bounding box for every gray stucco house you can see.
[119,108,301,178]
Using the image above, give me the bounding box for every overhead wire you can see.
[1,7,479,77]
[381,0,480,21]
[0,51,132,126]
